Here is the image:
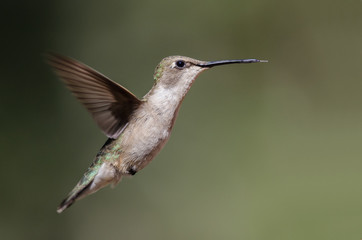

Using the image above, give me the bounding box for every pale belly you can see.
[117,112,173,173]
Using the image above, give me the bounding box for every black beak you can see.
[197,59,268,68]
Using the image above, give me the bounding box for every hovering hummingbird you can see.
[47,54,267,213]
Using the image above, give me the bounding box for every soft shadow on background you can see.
[1,0,361,239]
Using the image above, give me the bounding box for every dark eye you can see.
[176,60,185,68]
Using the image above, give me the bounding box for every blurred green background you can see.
[1,0,361,239]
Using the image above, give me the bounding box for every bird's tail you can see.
[57,180,93,213]
[56,139,117,213]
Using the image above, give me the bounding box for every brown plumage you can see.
[47,53,141,139]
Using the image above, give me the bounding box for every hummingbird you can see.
[47,53,267,213]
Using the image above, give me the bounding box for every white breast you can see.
[119,85,184,170]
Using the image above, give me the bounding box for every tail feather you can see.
[56,181,93,213]
[56,160,101,213]
[56,138,118,213]
[57,197,74,214]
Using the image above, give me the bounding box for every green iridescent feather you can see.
[57,138,122,211]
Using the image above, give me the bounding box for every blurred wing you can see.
[47,53,141,139]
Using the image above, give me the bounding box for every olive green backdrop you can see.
[1,0,361,239]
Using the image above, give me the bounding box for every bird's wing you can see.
[47,53,141,139]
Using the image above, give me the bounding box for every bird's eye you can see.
[175,60,185,68]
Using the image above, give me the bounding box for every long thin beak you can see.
[197,59,268,68]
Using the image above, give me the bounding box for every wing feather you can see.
[47,53,141,139]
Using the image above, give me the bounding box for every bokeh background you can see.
[1,0,361,239]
